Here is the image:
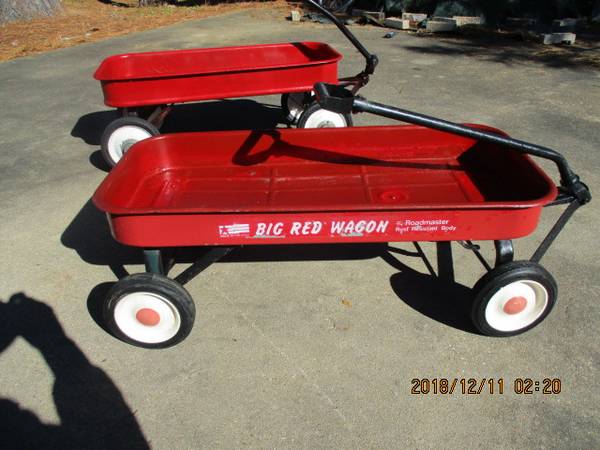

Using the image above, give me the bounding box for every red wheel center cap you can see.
[503,296,528,315]
[136,308,160,326]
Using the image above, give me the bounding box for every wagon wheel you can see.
[281,92,312,125]
[100,116,159,167]
[471,261,557,337]
[103,273,195,349]
[297,101,353,128]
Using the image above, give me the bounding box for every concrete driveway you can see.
[0,7,598,449]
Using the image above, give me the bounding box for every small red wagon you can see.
[92,87,590,348]
[93,0,379,167]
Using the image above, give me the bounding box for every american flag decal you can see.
[218,223,251,237]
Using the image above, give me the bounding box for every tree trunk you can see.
[0,0,62,24]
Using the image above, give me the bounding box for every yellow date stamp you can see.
[410,378,562,395]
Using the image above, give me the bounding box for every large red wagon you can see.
[92,98,590,348]
[94,126,556,248]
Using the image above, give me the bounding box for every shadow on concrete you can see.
[71,110,118,147]
[0,293,149,450]
[158,99,283,133]
[403,30,600,69]
[61,199,138,278]
[384,244,478,334]
[71,100,283,146]
[72,99,285,172]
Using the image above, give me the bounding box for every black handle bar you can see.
[314,82,591,205]
[303,0,379,76]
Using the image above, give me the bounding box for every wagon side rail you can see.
[313,81,591,262]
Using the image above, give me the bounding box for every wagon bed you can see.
[93,126,556,248]
[94,42,342,108]
[90,74,590,348]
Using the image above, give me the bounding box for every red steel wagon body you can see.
[92,1,380,167]
[91,110,590,349]
[94,42,342,108]
[94,126,556,248]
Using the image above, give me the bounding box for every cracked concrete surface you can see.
[0,7,598,448]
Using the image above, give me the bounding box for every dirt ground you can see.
[0,0,289,61]
[427,25,600,69]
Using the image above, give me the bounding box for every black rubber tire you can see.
[297,101,353,128]
[103,273,196,349]
[471,261,557,337]
[100,116,159,167]
[281,92,311,125]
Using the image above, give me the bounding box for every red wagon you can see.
[93,0,379,167]
[92,90,590,348]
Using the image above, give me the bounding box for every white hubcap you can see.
[485,280,548,332]
[107,125,152,164]
[114,292,181,344]
[302,108,348,128]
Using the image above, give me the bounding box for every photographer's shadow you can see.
[0,293,149,450]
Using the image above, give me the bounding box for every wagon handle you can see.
[303,0,379,78]
[314,82,591,205]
